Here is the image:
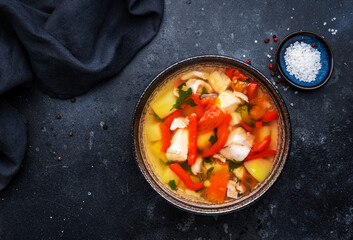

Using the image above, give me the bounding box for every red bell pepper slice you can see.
[160,110,181,152]
[252,135,271,153]
[187,113,198,165]
[246,80,258,100]
[255,121,263,128]
[240,120,254,132]
[169,163,204,190]
[245,150,277,161]
[202,114,231,157]
[261,110,278,122]
[198,105,225,133]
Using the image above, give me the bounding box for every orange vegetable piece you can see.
[198,105,225,133]
[204,166,230,204]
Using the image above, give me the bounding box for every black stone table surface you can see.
[1,0,353,239]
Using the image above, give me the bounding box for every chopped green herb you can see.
[201,87,208,95]
[207,167,214,178]
[203,157,212,163]
[171,87,196,110]
[183,98,197,107]
[208,135,218,145]
[249,188,252,193]
[246,178,251,182]
[177,82,186,90]
[168,180,178,190]
[227,159,243,171]
[160,159,171,166]
[152,112,163,122]
[237,192,244,197]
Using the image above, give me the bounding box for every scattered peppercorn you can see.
[269,64,274,70]
[102,124,108,130]
[273,35,277,39]
[279,77,284,82]
[276,79,280,83]
[246,59,251,64]
[70,97,76,103]
[264,38,270,43]
[57,156,62,161]
[273,38,278,42]
[271,71,276,77]
[311,42,317,48]
[69,131,73,136]
[85,136,89,140]
[56,114,61,119]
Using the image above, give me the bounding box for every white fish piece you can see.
[213,153,227,163]
[230,112,241,126]
[185,79,213,95]
[227,180,238,199]
[191,156,203,175]
[170,117,189,131]
[232,91,249,102]
[220,144,251,161]
[166,128,189,162]
[227,180,247,199]
[233,166,246,179]
[208,71,231,93]
[226,127,254,147]
[181,71,210,81]
[218,91,241,113]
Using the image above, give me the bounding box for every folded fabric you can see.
[0,0,164,190]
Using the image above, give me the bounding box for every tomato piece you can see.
[231,79,248,92]
[246,80,258,100]
[198,105,225,133]
[225,68,236,79]
[249,105,266,120]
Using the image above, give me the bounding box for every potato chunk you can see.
[151,90,177,119]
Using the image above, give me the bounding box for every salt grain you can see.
[284,41,321,82]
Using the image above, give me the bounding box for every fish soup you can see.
[141,66,279,204]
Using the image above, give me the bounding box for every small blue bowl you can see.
[275,31,334,90]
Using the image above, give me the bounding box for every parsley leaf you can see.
[201,87,208,95]
[207,167,214,178]
[152,112,162,122]
[160,159,172,166]
[237,192,244,197]
[203,157,212,163]
[227,159,243,171]
[183,98,197,107]
[171,85,197,110]
[168,180,178,190]
[208,135,218,145]
[177,82,186,90]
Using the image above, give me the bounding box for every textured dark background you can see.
[1,0,353,239]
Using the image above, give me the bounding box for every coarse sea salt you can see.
[284,41,321,83]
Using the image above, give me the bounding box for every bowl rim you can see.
[132,55,291,215]
[275,30,334,90]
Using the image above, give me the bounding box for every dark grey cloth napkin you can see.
[0,0,164,190]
